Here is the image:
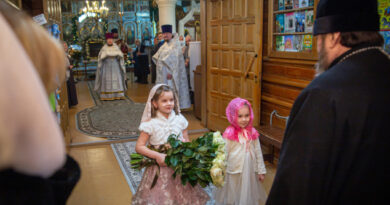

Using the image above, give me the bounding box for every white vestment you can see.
[153,35,191,109]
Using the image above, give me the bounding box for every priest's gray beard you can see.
[315,36,331,76]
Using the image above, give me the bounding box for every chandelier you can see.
[81,1,109,18]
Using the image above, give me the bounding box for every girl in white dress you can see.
[132,84,209,205]
[214,97,267,205]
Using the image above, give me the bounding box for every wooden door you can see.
[206,0,263,132]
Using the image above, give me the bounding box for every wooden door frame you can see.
[200,0,208,126]
[257,0,264,128]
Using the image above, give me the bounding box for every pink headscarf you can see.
[223,98,259,142]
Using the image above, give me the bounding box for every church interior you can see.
[1,0,390,204]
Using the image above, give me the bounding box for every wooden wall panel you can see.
[247,0,256,17]
[260,60,315,129]
[233,24,242,44]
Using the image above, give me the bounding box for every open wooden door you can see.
[206,0,263,132]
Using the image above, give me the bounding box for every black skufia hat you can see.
[111,28,118,34]
[313,0,379,36]
[161,24,172,33]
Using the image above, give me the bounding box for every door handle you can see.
[245,54,258,79]
[254,74,258,83]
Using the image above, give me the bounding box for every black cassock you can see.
[267,44,390,205]
[133,44,149,84]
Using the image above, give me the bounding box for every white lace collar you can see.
[156,110,176,122]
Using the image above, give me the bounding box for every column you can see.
[156,0,177,33]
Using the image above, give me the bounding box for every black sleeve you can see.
[267,88,337,205]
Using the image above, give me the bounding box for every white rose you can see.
[213,131,222,139]
[210,167,223,177]
[216,154,225,161]
[218,145,225,152]
[213,177,224,187]
[213,159,224,167]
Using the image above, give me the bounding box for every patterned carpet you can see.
[111,141,216,205]
[75,81,145,139]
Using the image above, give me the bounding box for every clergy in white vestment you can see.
[152,24,191,109]
[94,32,127,101]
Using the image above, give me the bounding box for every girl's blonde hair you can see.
[0,1,66,94]
[151,85,179,117]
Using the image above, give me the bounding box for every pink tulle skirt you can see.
[132,165,210,205]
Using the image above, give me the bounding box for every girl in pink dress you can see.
[214,98,267,205]
[132,84,209,205]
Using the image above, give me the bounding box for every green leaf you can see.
[166,149,173,156]
[173,148,181,154]
[198,146,208,153]
[181,175,189,186]
[170,156,179,167]
[199,180,208,188]
[131,164,140,169]
[196,171,206,180]
[190,141,199,149]
[184,162,192,168]
[169,134,178,139]
[205,173,212,182]
[196,163,206,168]
[200,159,207,164]
[177,166,182,176]
[168,136,174,143]
[182,142,191,147]
[130,153,143,159]
[164,156,170,165]
[183,149,194,157]
[171,140,180,148]
[189,172,197,180]
[130,159,142,164]
[182,156,190,163]
[189,179,197,187]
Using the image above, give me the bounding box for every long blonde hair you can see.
[0,1,66,93]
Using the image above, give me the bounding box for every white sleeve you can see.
[0,14,65,178]
[139,121,153,135]
[177,114,189,130]
[254,139,267,174]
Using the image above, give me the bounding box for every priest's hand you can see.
[185,58,190,67]
[167,74,173,80]
[258,174,265,182]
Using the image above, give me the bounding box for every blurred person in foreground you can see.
[0,1,80,204]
